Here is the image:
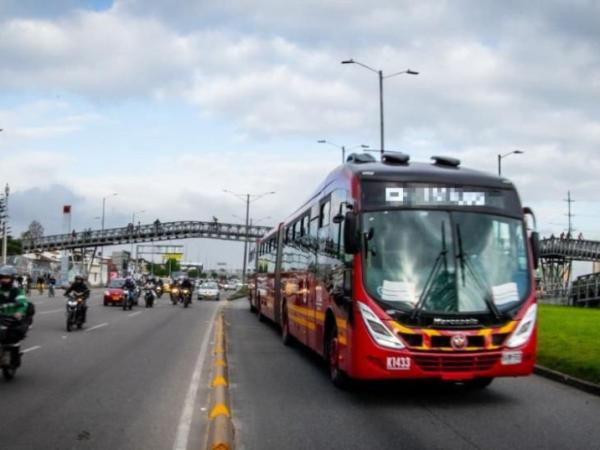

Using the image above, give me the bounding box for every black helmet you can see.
[0,265,16,289]
[74,275,84,283]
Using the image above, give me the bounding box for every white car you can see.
[197,282,220,301]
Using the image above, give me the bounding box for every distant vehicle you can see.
[161,278,172,293]
[223,280,237,290]
[198,282,220,301]
[104,278,126,306]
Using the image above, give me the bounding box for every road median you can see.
[205,312,235,450]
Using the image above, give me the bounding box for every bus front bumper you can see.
[350,348,535,381]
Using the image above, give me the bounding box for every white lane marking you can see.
[85,322,109,332]
[172,306,219,450]
[39,308,64,315]
[128,311,142,317]
[23,345,41,353]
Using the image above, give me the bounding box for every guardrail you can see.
[22,220,272,253]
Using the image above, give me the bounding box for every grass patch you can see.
[228,286,249,301]
[537,304,600,385]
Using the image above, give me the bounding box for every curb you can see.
[534,365,600,397]
[205,312,235,450]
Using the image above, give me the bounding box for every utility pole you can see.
[242,194,250,286]
[2,183,9,265]
[223,190,275,285]
[565,191,575,237]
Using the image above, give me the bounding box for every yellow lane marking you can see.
[214,359,227,367]
[212,376,228,387]
[209,403,231,419]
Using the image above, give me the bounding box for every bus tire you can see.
[325,321,349,389]
[281,301,293,347]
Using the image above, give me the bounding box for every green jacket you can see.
[0,287,29,316]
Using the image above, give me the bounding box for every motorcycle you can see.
[144,288,155,308]
[170,287,179,306]
[66,293,86,331]
[155,285,163,298]
[0,315,24,381]
[122,288,135,311]
[181,288,192,308]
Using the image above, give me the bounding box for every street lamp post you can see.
[497,150,524,176]
[2,183,9,265]
[224,190,275,284]
[101,192,118,231]
[317,140,369,163]
[342,59,418,157]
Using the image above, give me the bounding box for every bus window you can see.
[319,200,330,228]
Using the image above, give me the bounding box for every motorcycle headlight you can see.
[104,291,110,296]
[506,303,537,348]
[358,302,405,350]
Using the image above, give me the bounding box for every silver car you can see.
[197,281,220,301]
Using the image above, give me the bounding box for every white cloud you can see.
[1,0,600,253]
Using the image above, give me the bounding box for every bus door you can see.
[287,215,310,345]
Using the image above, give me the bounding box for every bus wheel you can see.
[325,325,348,388]
[281,302,293,347]
[465,377,494,389]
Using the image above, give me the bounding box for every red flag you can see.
[63,205,71,214]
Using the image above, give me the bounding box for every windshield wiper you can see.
[411,221,449,321]
[455,224,503,321]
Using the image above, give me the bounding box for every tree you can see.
[7,236,22,255]
[29,220,44,240]
[164,257,181,274]
[21,220,44,242]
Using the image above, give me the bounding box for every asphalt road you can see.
[0,288,222,450]
[225,300,600,450]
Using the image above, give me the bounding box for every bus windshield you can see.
[362,210,530,315]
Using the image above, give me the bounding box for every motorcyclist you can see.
[0,266,31,366]
[180,277,193,303]
[180,277,193,291]
[64,275,90,322]
[122,276,137,303]
[144,278,157,296]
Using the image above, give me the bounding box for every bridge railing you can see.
[540,237,600,261]
[23,220,273,253]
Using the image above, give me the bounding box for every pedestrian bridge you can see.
[539,237,600,261]
[22,220,272,253]
[538,237,600,302]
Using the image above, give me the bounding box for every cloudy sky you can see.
[1,0,600,269]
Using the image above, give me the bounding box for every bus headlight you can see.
[358,302,405,350]
[506,303,537,348]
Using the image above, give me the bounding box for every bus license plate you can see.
[387,357,411,371]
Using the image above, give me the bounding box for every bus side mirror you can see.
[523,207,540,270]
[531,231,540,270]
[343,211,360,254]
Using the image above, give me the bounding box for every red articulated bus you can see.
[249,152,540,388]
